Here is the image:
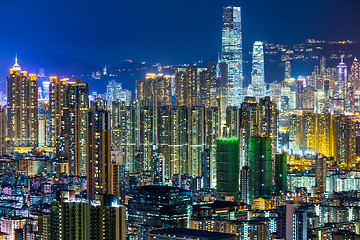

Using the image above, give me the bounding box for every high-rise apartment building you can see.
[175,66,199,108]
[170,106,188,176]
[205,107,220,188]
[258,97,278,161]
[188,106,205,177]
[51,78,89,176]
[274,154,287,194]
[332,115,356,168]
[216,138,239,200]
[38,99,50,147]
[145,73,172,107]
[0,107,5,156]
[48,191,125,240]
[239,97,259,167]
[248,137,272,203]
[221,6,243,107]
[135,79,145,102]
[112,100,136,172]
[7,59,38,148]
[351,58,360,113]
[87,103,112,200]
[157,106,171,180]
[315,154,327,193]
[251,41,265,100]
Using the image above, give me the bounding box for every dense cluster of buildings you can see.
[0,5,359,240]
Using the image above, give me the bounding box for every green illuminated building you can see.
[274,154,287,194]
[249,137,272,203]
[216,138,239,200]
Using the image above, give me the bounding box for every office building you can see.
[221,6,243,106]
[251,41,266,100]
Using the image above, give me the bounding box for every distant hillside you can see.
[0,51,101,93]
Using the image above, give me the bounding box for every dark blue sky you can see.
[0,0,360,66]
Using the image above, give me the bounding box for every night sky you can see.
[0,0,360,67]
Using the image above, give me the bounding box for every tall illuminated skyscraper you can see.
[251,41,265,100]
[284,61,291,80]
[221,6,243,107]
[7,58,38,148]
[333,58,347,114]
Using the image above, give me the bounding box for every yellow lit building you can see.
[7,58,38,148]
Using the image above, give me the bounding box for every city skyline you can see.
[1,2,360,239]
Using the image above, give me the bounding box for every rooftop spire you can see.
[11,53,21,71]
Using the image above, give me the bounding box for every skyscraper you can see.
[285,61,291,80]
[333,58,348,114]
[87,103,112,200]
[7,58,38,148]
[251,41,265,100]
[221,6,243,107]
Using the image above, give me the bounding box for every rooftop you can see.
[150,228,236,240]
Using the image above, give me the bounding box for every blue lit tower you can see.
[221,6,243,107]
[251,41,265,100]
